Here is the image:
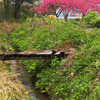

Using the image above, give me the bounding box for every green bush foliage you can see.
[0,24,30,100]
[95,17,100,28]
[83,11,100,28]
[10,16,100,99]
[0,33,14,53]
[10,16,86,74]
[36,44,100,99]
[10,16,86,51]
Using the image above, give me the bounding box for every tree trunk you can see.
[82,13,85,17]
[13,0,24,19]
[4,0,10,18]
[64,13,68,22]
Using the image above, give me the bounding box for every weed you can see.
[10,16,100,99]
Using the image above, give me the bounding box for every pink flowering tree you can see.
[31,0,100,21]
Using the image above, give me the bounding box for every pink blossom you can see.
[34,0,100,15]
[29,8,34,11]
[38,11,41,14]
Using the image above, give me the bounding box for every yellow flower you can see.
[49,15,52,20]
[49,15,56,20]
[52,15,55,20]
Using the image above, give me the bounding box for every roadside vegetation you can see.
[0,0,100,100]
[0,21,30,100]
[0,63,30,100]
[10,12,100,100]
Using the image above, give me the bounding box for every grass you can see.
[0,20,21,53]
[0,14,100,99]
[0,21,30,100]
[10,16,100,99]
[0,66,29,100]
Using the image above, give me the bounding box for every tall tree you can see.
[4,0,10,18]
[14,0,24,18]
[14,0,35,19]
[33,0,100,21]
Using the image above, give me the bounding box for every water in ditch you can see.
[10,60,51,100]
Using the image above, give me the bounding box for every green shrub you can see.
[10,16,100,100]
[95,17,100,28]
[83,11,99,27]
[23,59,44,75]
[35,55,99,100]
[35,37,100,99]
[0,33,14,52]
[10,17,86,51]
[10,16,86,75]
